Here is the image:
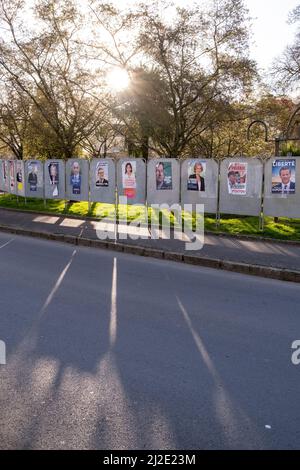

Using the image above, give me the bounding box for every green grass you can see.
[1,193,300,241]
[205,215,300,240]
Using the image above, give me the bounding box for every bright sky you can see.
[245,0,299,72]
[111,0,300,73]
[5,0,300,76]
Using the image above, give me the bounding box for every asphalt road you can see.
[0,231,300,450]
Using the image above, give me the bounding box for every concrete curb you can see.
[0,223,300,283]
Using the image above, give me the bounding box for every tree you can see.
[79,1,147,157]
[111,67,172,159]
[81,119,120,158]
[0,0,106,159]
[0,81,31,159]
[0,0,265,161]
[83,0,257,158]
[128,0,257,157]
[183,93,296,159]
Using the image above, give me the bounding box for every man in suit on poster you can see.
[70,161,81,195]
[272,166,295,194]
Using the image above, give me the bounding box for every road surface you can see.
[0,231,300,449]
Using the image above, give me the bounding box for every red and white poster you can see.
[227,162,247,195]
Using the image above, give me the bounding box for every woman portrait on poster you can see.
[123,162,136,188]
[187,162,205,191]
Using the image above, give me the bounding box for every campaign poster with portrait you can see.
[95,161,109,188]
[27,161,41,192]
[16,161,23,192]
[47,162,59,197]
[9,160,15,192]
[271,159,296,194]
[122,160,136,198]
[187,160,206,191]
[3,160,9,192]
[70,160,82,195]
[156,161,172,190]
[0,160,4,192]
[227,162,247,195]
[25,160,43,198]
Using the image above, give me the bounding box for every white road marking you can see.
[0,238,14,249]
[109,257,118,347]
[42,249,77,312]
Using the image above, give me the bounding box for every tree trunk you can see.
[141,135,149,161]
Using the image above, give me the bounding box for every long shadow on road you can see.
[1,235,300,449]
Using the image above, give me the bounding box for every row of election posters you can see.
[0,158,299,218]
[1,158,208,198]
[0,158,296,195]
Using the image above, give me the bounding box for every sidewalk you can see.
[0,207,300,281]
